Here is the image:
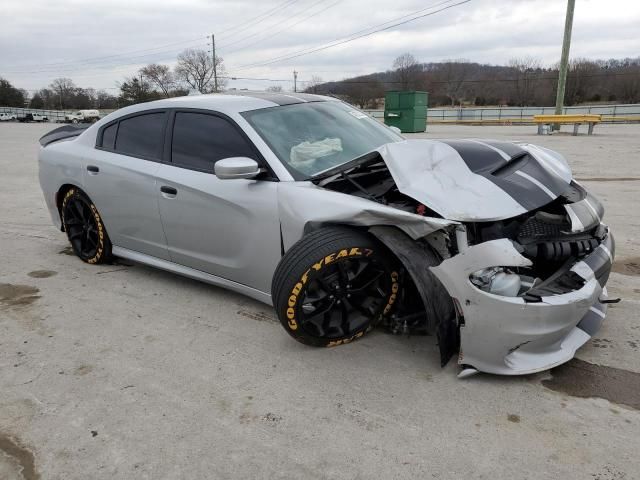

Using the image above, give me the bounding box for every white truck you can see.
[64,110,100,123]
[0,112,17,121]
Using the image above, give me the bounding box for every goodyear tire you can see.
[61,188,112,264]
[272,227,400,347]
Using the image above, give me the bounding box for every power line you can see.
[218,0,336,51]
[1,36,208,72]
[217,0,302,40]
[219,0,342,55]
[3,42,210,75]
[231,0,467,71]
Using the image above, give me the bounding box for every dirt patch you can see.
[576,177,640,182]
[0,433,39,480]
[611,257,640,276]
[542,358,640,410]
[507,414,520,423]
[237,309,278,324]
[27,270,57,279]
[74,365,93,376]
[0,284,40,307]
[58,246,74,256]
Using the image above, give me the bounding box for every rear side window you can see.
[114,112,166,159]
[171,112,256,171]
[101,122,117,150]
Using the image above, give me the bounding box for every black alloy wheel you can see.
[61,188,112,264]
[272,227,400,347]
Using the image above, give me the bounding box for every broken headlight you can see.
[469,267,522,297]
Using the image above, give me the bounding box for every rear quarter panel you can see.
[38,137,89,229]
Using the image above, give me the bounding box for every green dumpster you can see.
[384,91,428,133]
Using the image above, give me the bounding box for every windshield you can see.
[242,101,402,180]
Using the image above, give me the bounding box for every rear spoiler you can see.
[39,124,90,147]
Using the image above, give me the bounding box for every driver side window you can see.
[171,112,257,172]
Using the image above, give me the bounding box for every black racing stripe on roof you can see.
[225,91,327,106]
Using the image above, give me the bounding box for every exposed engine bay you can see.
[312,144,612,373]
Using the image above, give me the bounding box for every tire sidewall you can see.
[61,188,109,264]
[278,243,400,347]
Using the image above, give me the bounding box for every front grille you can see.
[517,216,565,243]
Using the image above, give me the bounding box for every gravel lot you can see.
[1,122,639,480]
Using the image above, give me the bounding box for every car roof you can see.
[109,91,337,119]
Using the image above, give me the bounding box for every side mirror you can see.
[389,126,402,135]
[214,157,261,180]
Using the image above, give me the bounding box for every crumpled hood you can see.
[376,139,573,222]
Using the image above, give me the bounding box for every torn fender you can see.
[277,181,457,251]
[369,226,458,367]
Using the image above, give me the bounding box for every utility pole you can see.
[211,33,218,93]
[293,70,298,93]
[554,0,575,121]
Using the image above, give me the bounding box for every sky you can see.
[1,0,639,94]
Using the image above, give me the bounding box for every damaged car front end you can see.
[308,138,614,376]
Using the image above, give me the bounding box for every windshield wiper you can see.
[310,151,381,181]
[339,170,381,204]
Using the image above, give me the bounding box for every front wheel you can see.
[61,188,112,264]
[272,227,400,347]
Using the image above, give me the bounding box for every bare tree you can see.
[508,56,541,106]
[393,53,421,90]
[140,64,177,97]
[433,61,475,106]
[343,78,384,109]
[175,48,226,93]
[306,75,324,93]
[49,77,76,109]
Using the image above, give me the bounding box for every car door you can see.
[84,110,170,260]
[155,110,281,293]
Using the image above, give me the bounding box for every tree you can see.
[175,48,227,93]
[29,92,45,109]
[140,63,177,97]
[306,75,324,94]
[95,90,119,109]
[49,77,76,109]
[508,57,542,106]
[343,78,384,108]
[433,61,476,106]
[118,77,161,106]
[392,53,421,90]
[0,78,26,107]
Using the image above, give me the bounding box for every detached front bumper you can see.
[430,228,614,375]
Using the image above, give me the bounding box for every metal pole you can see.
[211,34,218,92]
[293,70,298,92]
[554,0,575,125]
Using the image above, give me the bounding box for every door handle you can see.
[87,165,99,174]
[160,185,178,196]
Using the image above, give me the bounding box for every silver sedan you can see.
[38,92,614,376]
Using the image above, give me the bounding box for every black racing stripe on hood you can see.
[484,140,570,198]
[440,139,554,211]
[439,140,505,173]
[518,158,570,198]
[480,140,526,157]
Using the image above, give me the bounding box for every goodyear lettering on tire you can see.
[286,247,374,332]
[86,203,105,264]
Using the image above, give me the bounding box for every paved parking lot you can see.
[1,122,639,480]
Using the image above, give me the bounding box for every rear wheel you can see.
[272,227,400,347]
[61,188,112,264]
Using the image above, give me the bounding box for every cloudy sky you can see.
[1,0,639,93]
